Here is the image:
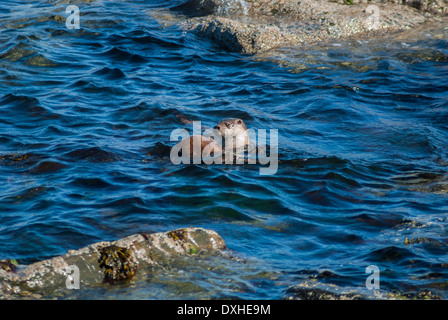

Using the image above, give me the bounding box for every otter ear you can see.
[237,119,242,124]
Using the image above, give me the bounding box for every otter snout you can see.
[214,118,250,147]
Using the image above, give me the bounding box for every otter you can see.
[170,118,277,175]
[171,118,249,163]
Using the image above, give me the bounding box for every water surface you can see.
[0,0,447,299]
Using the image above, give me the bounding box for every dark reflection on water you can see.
[0,0,447,299]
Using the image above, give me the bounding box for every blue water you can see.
[1,0,447,299]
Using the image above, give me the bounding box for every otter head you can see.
[214,118,249,149]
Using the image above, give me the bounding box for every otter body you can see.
[174,135,222,159]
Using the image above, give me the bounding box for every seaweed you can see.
[0,259,18,272]
[98,245,138,283]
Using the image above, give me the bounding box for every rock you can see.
[0,227,226,298]
[188,17,289,54]
[284,280,444,300]
[284,280,369,300]
[175,0,447,54]
[398,0,448,14]
[285,285,365,300]
[174,0,250,16]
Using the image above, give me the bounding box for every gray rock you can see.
[0,227,226,298]
[284,280,443,300]
[176,0,447,53]
[174,0,250,16]
[285,285,365,300]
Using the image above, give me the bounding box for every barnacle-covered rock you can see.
[0,227,226,299]
[176,0,445,54]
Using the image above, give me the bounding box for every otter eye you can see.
[225,122,230,127]
[231,124,234,128]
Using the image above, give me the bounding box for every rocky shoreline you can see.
[0,227,226,299]
[173,0,448,54]
[1,227,444,299]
